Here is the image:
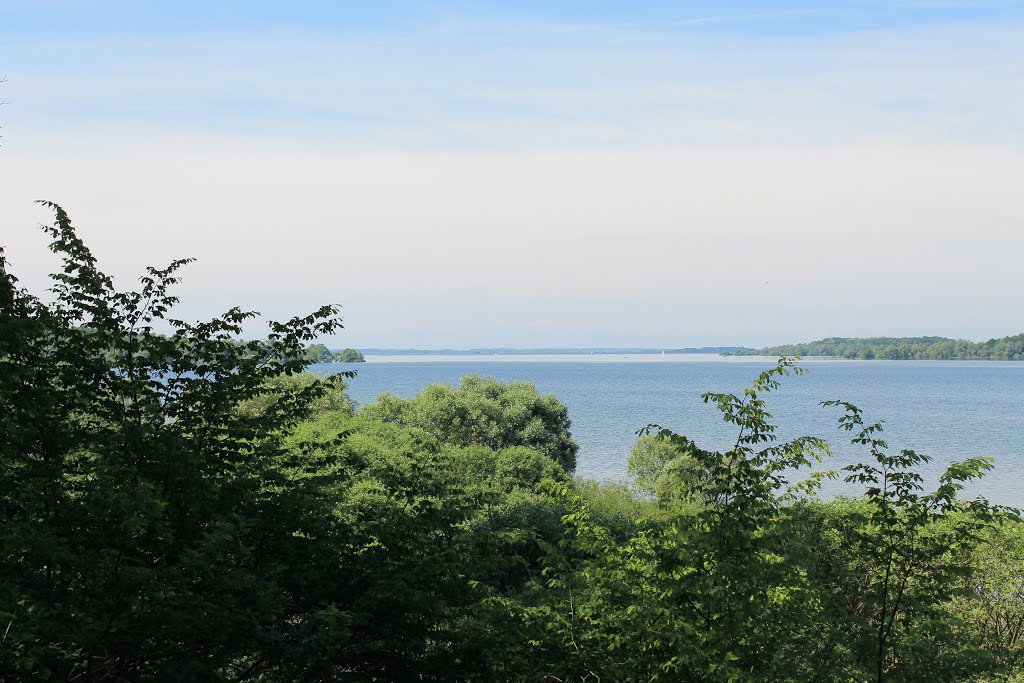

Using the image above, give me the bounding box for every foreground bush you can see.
[360,374,578,472]
[510,363,1017,682]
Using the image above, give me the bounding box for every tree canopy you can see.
[359,374,579,472]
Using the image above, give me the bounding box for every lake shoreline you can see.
[357,353,1024,366]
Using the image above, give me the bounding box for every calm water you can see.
[311,355,1024,508]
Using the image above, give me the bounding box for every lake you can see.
[310,355,1024,508]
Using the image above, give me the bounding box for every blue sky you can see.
[4,1,1021,34]
[2,1,1023,347]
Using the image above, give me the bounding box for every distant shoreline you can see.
[726,334,1024,361]
[305,353,1024,368]
[357,347,753,356]
[341,335,1024,362]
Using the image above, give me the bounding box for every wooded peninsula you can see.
[732,334,1024,360]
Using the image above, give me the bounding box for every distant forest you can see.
[734,334,1024,360]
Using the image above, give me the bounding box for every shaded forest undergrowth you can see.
[2,205,1023,681]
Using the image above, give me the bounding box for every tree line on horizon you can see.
[2,205,1023,681]
[732,334,1024,360]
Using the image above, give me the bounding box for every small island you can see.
[334,347,366,363]
[302,344,366,363]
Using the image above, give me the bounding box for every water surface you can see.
[312,355,1024,507]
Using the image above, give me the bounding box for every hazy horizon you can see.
[2,1,1022,348]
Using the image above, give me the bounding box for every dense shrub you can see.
[359,374,578,472]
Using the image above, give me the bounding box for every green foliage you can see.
[335,347,366,363]
[509,359,1013,682]
[0,203,354,679]
[510,360,835,681]
[303,341,334,363]
[359,374,579,472]
[0,204,554,681]
[276,412,502,679]
[235,371,354,420]
[944,518,1024,678]
[627,432,711,501]
[822,399,1009,681]
[572,478,657,528]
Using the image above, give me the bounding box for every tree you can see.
[945,519,1024,675]
[518,360,837,681]
[360,374,578,472]
[303,342,333,363]
[627,432,707,501]
[335,347,366,363]
[234,371,354,420]
[822,400,1009,682]
[0,202,353,679]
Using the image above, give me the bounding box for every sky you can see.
[1,1,1022,348]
